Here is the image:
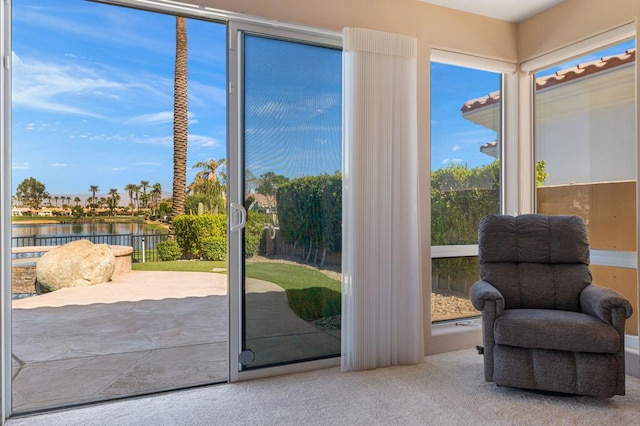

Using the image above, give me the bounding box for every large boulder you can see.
[35,239,116,293]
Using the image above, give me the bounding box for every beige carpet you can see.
[8,349,640,425]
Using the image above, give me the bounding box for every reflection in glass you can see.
[534,40,638,336]
[241,35,342,368]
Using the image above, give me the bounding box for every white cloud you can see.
[441,158,464,166]
[189,82,226,108]
[12,51,122,117]
[25,120,61,131]
[111,167,128,171]
[126,111,173,125]
[248,92,341,121]
[49,163,67,167]
[250,101,291,118]
[126,111,197,126]
[190,134,220,148]
[135,161,161,166]
[12,163,29,170]
[452,145,462,152]
[132,135,173,146]
[131,133,220,148]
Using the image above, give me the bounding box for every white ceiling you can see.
[419,0,565,23]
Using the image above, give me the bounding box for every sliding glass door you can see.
[10,1,228,413]
[228,26,342,372]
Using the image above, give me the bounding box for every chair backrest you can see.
[478,214,592,311]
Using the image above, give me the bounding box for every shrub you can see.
[172,212,264,259]
[173,214,226,258]
[156,239,182,261]
[244,211,264,258]
[202,236,227,261]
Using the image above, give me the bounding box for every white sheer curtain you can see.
[341,28,423,371]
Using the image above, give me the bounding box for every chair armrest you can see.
[470,280,505,316]
[580,285,633,327]
[470,280,504,382]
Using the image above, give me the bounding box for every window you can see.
[534,39,638,336]
[430,56,504,322]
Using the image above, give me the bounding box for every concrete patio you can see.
[10,270,340,413]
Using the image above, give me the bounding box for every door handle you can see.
[230,202,247,232]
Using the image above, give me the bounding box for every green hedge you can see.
[171,212,264,260]
[202,236,226,261]
[244,211,264,258]
[277,172,342,255]
[430,161,499,294]
[431,161,500,246]
[173,214,226,258]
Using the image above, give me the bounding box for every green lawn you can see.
[245,262,341,321]
[132,260,226,272]
[132,259,341,322]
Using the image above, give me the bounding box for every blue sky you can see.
[11,1,635,199]
[430,38,636,171]
[536,39,636,77]
[11,0,343,202]
[243,36,342,181]
[12,0,227,198]
[430,63,500,170]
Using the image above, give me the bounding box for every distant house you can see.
[462,48,636,186]
[11,208,29,216]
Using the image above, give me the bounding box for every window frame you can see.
[227,21,343,382]
[428,50,515,305]
[426,49,517,353]
[525,25,637,272]
[521,24,639,373]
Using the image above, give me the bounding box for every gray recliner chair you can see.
[470,214,633,397]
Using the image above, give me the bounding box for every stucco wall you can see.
[535,64,635,185]
[518,0,638,62]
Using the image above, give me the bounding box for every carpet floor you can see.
[7,349,640,425]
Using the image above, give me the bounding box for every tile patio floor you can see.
[10,270,340,413]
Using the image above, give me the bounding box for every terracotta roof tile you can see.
[536,48,635,90]
[461,91,500,113]
[461,48,636,113]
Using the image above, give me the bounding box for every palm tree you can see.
[171,15,188,234]
[188,158,224,196]
[89,185,99,208]
[151,182,162,216]
[107,188,120,216]
[74,196,81,206]
[54,196,59,207]
[133,184,141,212]
[140,180,150,208]
[140,193,150,211]
[66,196,71,206]
[124,183,137,216]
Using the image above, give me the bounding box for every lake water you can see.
[12,222,157,238]
[11,222,165,250]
